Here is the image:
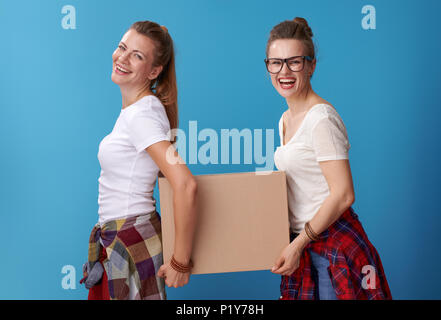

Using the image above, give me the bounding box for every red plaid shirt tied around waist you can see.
[280,207,392,300]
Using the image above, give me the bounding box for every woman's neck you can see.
[285,84,318,115]
[120,85,153,109]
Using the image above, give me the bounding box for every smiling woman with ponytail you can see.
[80,20,197,300]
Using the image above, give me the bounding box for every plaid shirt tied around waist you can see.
[80,211,166,300]
[280,207,392,300]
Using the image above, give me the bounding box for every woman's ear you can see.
[310,59,316,77]
[148,65,163,81]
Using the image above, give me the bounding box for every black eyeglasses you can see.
[264,55,313,73]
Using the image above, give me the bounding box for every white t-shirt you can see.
[97,95,171,225]
[274,104,351,233]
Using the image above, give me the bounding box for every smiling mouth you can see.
[278,78,296,89]
[115,63,132,74]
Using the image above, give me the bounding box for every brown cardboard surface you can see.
[158,171,289,275]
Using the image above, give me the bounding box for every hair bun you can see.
[293,17,313,38]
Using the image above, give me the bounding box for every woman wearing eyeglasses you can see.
[80,21,198,300]
[267,17,392,300]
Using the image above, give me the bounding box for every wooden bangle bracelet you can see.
[305,222,320,241]
[170,255,193,273]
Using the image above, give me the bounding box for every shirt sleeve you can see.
[278,114,284,146]
[125,104,171,153]
[311,115,350,162]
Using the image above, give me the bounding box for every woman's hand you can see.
[157,262,191,288]
[271,232,310,276]
[271,242,302,276]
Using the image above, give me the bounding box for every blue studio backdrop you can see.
[1,0,440,299]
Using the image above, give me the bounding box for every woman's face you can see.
[267,39,315,99]
[111,29,162,90]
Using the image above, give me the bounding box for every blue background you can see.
[1,0,440,299]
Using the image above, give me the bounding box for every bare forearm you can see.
[295,193,354,249]
[172,183,198,264]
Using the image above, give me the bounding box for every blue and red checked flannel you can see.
[280,207,392,300]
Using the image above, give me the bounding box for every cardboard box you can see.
[158,171,289,274]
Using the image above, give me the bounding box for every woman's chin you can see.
[277,88,297,99]
[111,73,126,85]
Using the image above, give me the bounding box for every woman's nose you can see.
[118,51,130,63]
[280,61,290,74]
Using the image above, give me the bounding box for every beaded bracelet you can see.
[170,255,193,273]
